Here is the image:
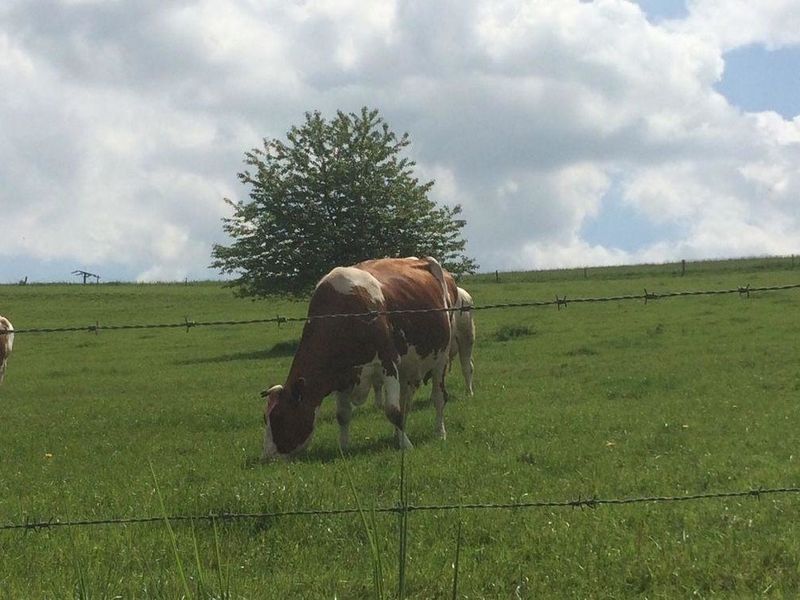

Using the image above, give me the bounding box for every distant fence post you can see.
[495,270,499,283]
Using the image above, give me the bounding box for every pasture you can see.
[1,258,800,598]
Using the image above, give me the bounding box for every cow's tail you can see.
[424,257,450,312]
[424,257,452,407]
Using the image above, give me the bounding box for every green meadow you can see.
[1,257,800,598]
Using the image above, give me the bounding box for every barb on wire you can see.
[5,282,800,335]
[3,486,799,533]
[184,317,196,332]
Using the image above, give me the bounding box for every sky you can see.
[1,0,799,283]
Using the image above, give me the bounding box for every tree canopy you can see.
[211,107,477,296]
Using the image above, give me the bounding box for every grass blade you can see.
[451,516,463,600]
[338,444,384,600]
[191,520,206,597]
[149,462,192,599]
[398,447,409,600]
[212,518,232,599]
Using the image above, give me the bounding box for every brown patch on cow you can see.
[357,258,455,359]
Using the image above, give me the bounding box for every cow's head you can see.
[260,377,317,461]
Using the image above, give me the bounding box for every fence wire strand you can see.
[3,486,800,532]
[4,282,800,335]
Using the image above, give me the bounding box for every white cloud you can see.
[677,0,800,51]
[519,239,632,270]
[1,0,799,281]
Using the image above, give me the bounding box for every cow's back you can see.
[357,257,453,358]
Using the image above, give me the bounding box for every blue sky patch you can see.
[581,180,683,252]
[716,44,800,119]
[631,0,688,23]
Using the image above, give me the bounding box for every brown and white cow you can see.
[449,287,475,396]
[260,257,457,460]
[0,315,14,385]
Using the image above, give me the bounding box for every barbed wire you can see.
[3,486,799,532]
[3,282,800,335]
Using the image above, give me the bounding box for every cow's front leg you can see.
[336,392,353,450]
[382,373,412,449]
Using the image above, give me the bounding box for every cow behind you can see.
[261,257,455,460]
[449,287,475,396]
[0,316,14,385]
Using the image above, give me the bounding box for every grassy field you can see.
[1,258,800,598]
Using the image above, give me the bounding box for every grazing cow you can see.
[0,316,13,385]
[261,257,457,460]
[449,287,475,396]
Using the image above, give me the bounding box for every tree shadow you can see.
[175,340,299,366]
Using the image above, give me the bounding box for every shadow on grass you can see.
[243,427,441,466]
[311,391,469,428]
[175,340,299,366]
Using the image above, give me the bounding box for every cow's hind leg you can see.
[459,340,475,396]
[431,356,449,439]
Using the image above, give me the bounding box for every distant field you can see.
[1,258,800,598]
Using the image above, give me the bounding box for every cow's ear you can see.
[291,378,305,403]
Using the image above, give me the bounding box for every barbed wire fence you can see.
[1,280,800,537]
[3,487,800,533]
[4,282,800,336]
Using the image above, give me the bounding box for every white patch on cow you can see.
[319,266,384,303]
[396,343,449,440]
[398,344,436,386]
[336,355,385,449]
[354,357,385,405]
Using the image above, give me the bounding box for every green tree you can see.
[211,107,477,296]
